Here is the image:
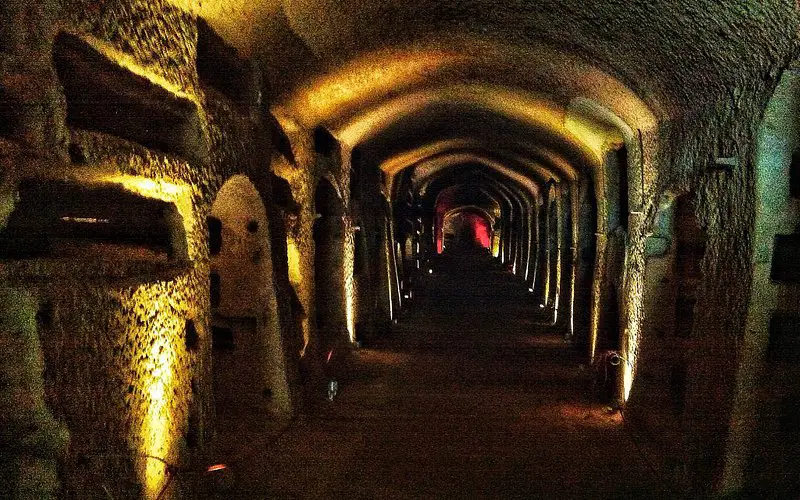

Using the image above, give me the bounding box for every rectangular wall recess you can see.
[771,235,800,282]
[768,315,800,363]
[53,32,207,163]
[790,150,800,199]
[0,179,185,261]
[197,19,254,106]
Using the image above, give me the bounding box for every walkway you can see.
[215,249,667,499]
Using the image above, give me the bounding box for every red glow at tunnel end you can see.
[472,215,491,249]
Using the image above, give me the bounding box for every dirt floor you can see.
[201,249,671,499]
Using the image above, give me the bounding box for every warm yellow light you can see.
[104,174,195,257]
[343,228,356,342]
[285,236,309,355]
[622,304,643,402]
[380,141,573,201]
[272,36,657,167]
[286,237,303,287]
[410,152,541,200]
[564,112,624,163]
[553,188,562,321]
[492,232,501,257]
[81,35,197,100]
[103,175,192,228]
[130,285,181,499]
[277,49,467,129]
[106,175,188,199]
[335,83,567,149]
[61,216,109,223]
[166,0,280,58]
[623,353,634,402]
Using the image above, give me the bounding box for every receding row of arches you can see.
[2,4,797,497]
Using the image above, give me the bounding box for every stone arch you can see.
[208,174,291,442]
[442,207,494,251]
[544,182,560,310]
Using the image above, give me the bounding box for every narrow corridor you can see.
[3,5,798,498]
[222,249,667,499]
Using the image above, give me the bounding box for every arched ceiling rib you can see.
[421,165,536,221]
[444,206,497,226]
[378,140,572,194]
[435,185,501,220]
[272,39,658,130]
[182,0,797,124]
[432,181,514,235]
[412,152,543,202]
[330,83,633,158]
[347,97,597,199]
[274,80,644,173]
[175,1,797,199]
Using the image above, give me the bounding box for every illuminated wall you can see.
[272,137,318,358]
[720,70,800,495]
[0,2,292,497]
[210,175,293,416]
[272,121,358,369]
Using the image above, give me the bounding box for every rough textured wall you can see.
[1,1,797,497]
[332,145,357,346]
[272,130,319,365]
[210,175,293,416]
[272,124,358,391]
[556,185,573,334]
[573,179,595,350]
[63,0,199,93]
[0,1,287,497]
[279,0,798,120]
[353,164,391,333]
[625,195,685,483]
[42,274,207,497]
[0,2,66,156]
[727,69,800,496]
[210,179,269,318]
[617,63,789,495]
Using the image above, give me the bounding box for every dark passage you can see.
[219,247,666,498]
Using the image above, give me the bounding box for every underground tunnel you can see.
[1,1,799,498]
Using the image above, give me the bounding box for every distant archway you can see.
[442,209,492,252]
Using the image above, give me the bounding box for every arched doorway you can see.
[208,175,290,448]
[441,209,492,252]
